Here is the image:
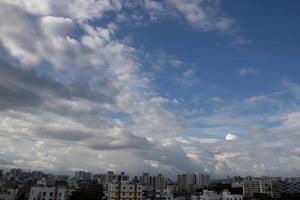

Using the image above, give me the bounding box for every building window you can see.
[50,192,53,196]
[42,192,46,196]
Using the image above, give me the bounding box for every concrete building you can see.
[139,173,167,191]
[10,168,22,177]
[177,173,196,192]
[221,191,243,200]
[29,185,68,200]
[107,182,143,200]
[242,178,280,198]
[74,171,92,181]
[196,173,210,189]
[0,189,19,200]
[199,190,221,200]
[94,171,129,185]
[280,180,300,194]
[195,190,242,200]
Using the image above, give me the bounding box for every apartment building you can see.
[139,173,167,191]
[107,182,143,200]
[242,178,280,198]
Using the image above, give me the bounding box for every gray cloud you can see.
[0,0,299,178]
[88,132,150,151]
[36,127,93,142]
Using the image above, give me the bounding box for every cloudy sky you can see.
[0,0,300,178]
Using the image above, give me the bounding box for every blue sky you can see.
[0,0,300,178]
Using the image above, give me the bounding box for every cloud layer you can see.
[0,0,299,178]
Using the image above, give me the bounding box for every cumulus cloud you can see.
[0,0,298,178]
[226,133,237,141]
[168,0,234,32]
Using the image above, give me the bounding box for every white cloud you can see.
[239,67,260,76]
[3,0,122,20]
[168,0,234,32]
[225,133,237,141]
[0,0,298,177]
[282,79,300,99]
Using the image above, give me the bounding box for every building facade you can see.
[196,173,211,189]
[139,173,167,191]
[74,171,92,181]
[177,173,196,192]
[107,183,143,200]
[243,178,280,198]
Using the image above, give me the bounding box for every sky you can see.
[0,0,300,178]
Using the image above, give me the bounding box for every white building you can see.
[199,190,221,200]
[243,178,280,198]
[29,186,68,200]
[107,182,143,200]
[222,191,243,200]
[197,190,243,200]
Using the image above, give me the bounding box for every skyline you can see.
[0,0,300,178]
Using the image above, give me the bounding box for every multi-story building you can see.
[230,176,243,184]
[196,173,210,189]
[29,180,72,200]
[139,173,167,191]
[107,182,143,200]
[32,171,44,179]
[280,180,300,194]
[199,190,221,200]
[242,178,280,198]
[193,190,243,200]
[10,168,22,177]
[29,186,68,200]
[74,171,92,181]
[94,171,129,185]
[221,191,243,200]
[177,173,196,192]
[0,189,19,200]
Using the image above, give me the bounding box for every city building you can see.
[94,171,130,185]
[29,185,69,200]
[74,171,92,181]
[196,173,210,189]
[280,180,300,194]
[221,190,243,200]
[107,182,143,200]
[194,190,243,200]
[139,173,168,191]
[199,190,221,200]
[242,178,280,199]
[177,173,196,192]
[0,189,19,200]
[10,168,22,177]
